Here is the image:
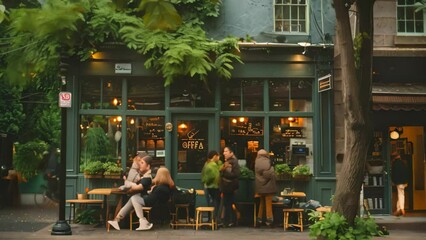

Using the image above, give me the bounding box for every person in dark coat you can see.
[391,152,409,216]
[255,149,277,226]
[220,146,240,227]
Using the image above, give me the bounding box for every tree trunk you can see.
[332,0,374,225]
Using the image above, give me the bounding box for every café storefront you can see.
[64,44,335,209]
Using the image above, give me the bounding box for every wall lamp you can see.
[389,127,403,140]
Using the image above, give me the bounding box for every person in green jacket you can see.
[201,150,222,224]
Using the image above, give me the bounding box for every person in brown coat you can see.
[255,149,277,226]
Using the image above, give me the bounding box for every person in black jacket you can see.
[220,146,240,227]
[391,152,409,216]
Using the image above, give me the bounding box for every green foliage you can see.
[82,126,112,162]
[239,166,254,180]
[34,106,61,147]
[13,140,49,179]
[102,161,122,175]
[309,212,383,240]
[274,163,291,175]
[74,208,100,224]
[292,164,312,177]
[353,32,369,69]
[80,160,104,174]
[0,81,25,134]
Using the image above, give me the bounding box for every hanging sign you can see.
[318,74,332,92]
[115,63,132,74]
[59,91,72,108]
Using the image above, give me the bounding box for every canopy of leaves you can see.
[13,140,49,179]
[2,0,241,86]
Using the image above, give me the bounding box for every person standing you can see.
[220,146,240,227]
[201,150,222,224]
[254,149,277,226]
[108,154,153,231]
[391,152,409,216]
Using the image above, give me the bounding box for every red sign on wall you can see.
[59,92,72,108]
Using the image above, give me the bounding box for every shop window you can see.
[127,116,165,169]
[169,79,215,107]
[80,78,122,109]
[269,79,312,112]
[79,115,121,173]
[221,80,264,111]
[127,78,165,110]
[274,0,308,34]
[397,0,425,35]
[220,117,264,170]
[269,117,313,167]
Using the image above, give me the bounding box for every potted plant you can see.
[102,161,122,179]
[236,166,255,202]
[274,163,292,180]
[292,164,312,181]
[81,160,104,178]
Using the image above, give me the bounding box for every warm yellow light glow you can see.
[112,98,118,106]
[239,117,245,122]
[288,117,295,122]
[232,118,237,124]
[117,116,122,122]
[178,123,188,130]
[130,118,135,125]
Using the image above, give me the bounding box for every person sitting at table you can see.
[119,152,147,191]
[108,153,153,231]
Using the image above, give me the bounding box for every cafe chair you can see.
[283,208,304,232]
[129,207,152,231]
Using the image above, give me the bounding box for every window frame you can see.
[273,0,310,35]
[396,0,426,36]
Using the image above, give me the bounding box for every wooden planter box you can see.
[84,173,103,179]
[292,175,312,181]
[276,173,292,181]
[103,173,121,179]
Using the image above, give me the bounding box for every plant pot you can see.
[292,175,311,181]
[104,173,121,179]
[84,173,103,179]
[276,173,292,181]
[77,193,88,200]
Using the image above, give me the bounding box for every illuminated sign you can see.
[318,74,332,92]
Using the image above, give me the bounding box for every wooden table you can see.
[88,188,127,228]
[66,199,104,223]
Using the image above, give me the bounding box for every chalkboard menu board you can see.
[230,119,263,136]
[281,127,304,138]
[139,117,164,139]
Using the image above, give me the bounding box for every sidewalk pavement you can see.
[0,205,425,240]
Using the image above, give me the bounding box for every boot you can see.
[136,218,153,231]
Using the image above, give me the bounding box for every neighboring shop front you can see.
[63,45,335,207]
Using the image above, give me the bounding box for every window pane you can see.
[80,115,120,173]
[270,117,313,167]
[127,116,165,169]
[81,78,122,109]
[221,80,241,111]
[170,79,215,107]
[128,78,164,110]
[290,79,312,112]
[177,119,209,173]
[243,80,263,111]
[270,80,290,111]
[220,117,264,170]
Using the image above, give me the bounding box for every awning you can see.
[372,83,426,111]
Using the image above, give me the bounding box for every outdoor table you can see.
[88,188,126,228]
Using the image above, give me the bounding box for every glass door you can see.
[171,114,216,188]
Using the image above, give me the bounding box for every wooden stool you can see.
[283,208,304,232]
[170,203,191,228]
[129,207,152,231]
[195,207,215,230]
[66,199,103,223]
[316,206,332,220]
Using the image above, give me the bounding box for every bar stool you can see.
[195,206,215,230]
[283,208,304,232]
[170,203,191,228]
[129,207,152,231]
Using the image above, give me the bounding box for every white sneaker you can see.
[108,220,120,230]
[136,222,153,231]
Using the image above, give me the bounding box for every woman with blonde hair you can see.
[109,166,174,231]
